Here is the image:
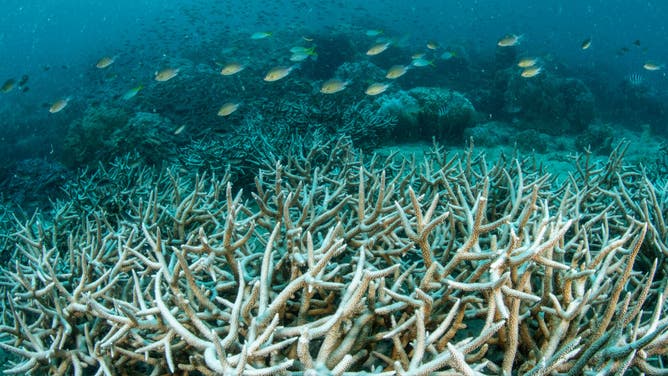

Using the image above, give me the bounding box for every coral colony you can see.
[0,138,665,375]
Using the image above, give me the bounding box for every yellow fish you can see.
[217,102,240,116]
[426,40,440,50]
[366,42,391,56]
[497,34,522,47]
[365,82,390,96]
[643,61,664,71]
[220,63,245,76]
[517,57,538,68]
[320,78,350,94]
[264,65,297,82]
[581,37,592,50]
[95,56,116,69]
[385,65,410,79]
[1,78,16,93]
[521,66,542,78]
[155,68,179,82]
[49,97,70,113]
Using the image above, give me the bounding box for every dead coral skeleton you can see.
[0,138,666,375]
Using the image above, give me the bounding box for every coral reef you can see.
[575,122,616,154]
[498,70,595,135]
[463,121,513,147]
[0,139,666,375]
[409,87,476,140]
[0,158,70,211]
[62,106,179,167]
[376,90,421,136]
[135,57,235,133]
[62,105,131,166]
[514,129,550,153]
[114,112,180,165]
[378,87,476,143]
[338,101,398,148]
[603,77,666,134]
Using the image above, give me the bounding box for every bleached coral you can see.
[0,139,666,375]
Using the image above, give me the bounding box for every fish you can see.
[1,78,16,93]
[497,34,522,47]
[18,74,29,86]
[290,46,315,54]
[366,42,391,56]
[220,62,245,76]
[426,40,440,50]
[440,50,457,60]
[385,65,410,79]
[366,29,383,37]
[411,57,434,67]
[517,57,538,68]
[290,52,311,62]
[49,97,70,113]
[521,66,542,78]
[251,31,272,39]
[643,62,664,71]
[174,125,186,135]
[122,84,143,100]
[217,102,240,116]
[95,56,116,69]
[365,82,390,96]
[155,68,179,82]
[581,37,592,50]
[289,46,317,62]
[320,78,350,94]
[264,65,298,82]
[627,73,644,86]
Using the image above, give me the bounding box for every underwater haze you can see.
[0,0,667,207]
[3,1,668,75]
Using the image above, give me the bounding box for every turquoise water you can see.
[0,2,667,374]
[0,0,666,207]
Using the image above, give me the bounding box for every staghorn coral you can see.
[0,139,666,375]
[339,101,398,148]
